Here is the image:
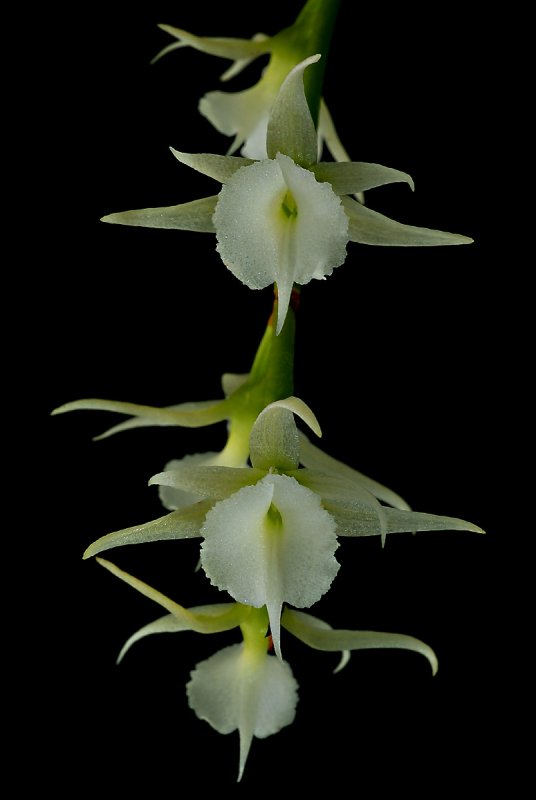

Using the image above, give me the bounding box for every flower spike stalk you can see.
[54,0,483,782]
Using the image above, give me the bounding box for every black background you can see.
[35,2,514,793]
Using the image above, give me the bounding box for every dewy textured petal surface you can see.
[214,153,348,333]
[343,196,473,247]
[101,196,218,232]
[186,643,298,781]
[200,474,340,658]
[265,54,320,167]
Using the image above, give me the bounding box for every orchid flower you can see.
[97,556,437,781]
[84,399,484,659]
[102,56,472,334]
[52,302,296,474]
[152,0,352,163]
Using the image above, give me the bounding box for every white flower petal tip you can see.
[200,474,340,659]
[186,643,298,782]
[214,154,348,335]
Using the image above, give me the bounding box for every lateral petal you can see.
[282,609,438,675]
[313,161,414,195]
[299,432,411,510]
[83,502,209,559]
[343,196,473,246]
[101,196,218,232]
[97,558,247,634]
[149,465,265,500]
[155,25,269,61]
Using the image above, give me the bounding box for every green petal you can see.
[83,502,210,559]
[249,397,321,472]
[312,161,414,195]
[97,558,246,633]
[318,99,351,163]
[150,40,188,65]
[383,508,485,535]
[149,465,264,501]
[322,499,382,537]
[117,613,187,663]
[326,503,484,538]
[343,196,473,246]
[284,609,350,674]
[219,33,270,81]
[52,398,230,434]
[266,54,320,167]
[299,432,411,510]
[170,149,254,183]
[118,603,244,663]
[101,196,218,232]
[293,468,387,545]
[282,609,438,675]
[294,468,381,510]
[158,453,222,511]
[155,25,270,61]
[318,100,364,203]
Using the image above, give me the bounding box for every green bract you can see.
[102,56,472,334]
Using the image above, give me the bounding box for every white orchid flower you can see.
[152,0,353,163]
[95,557,297,782]
[97,556,438,781]
[102,56,472,334]
[85,399,484,659]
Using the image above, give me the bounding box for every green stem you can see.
[277,0,342,125]
[240,606,270,657]
[222,293,296,463]
[244,293,295,400]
